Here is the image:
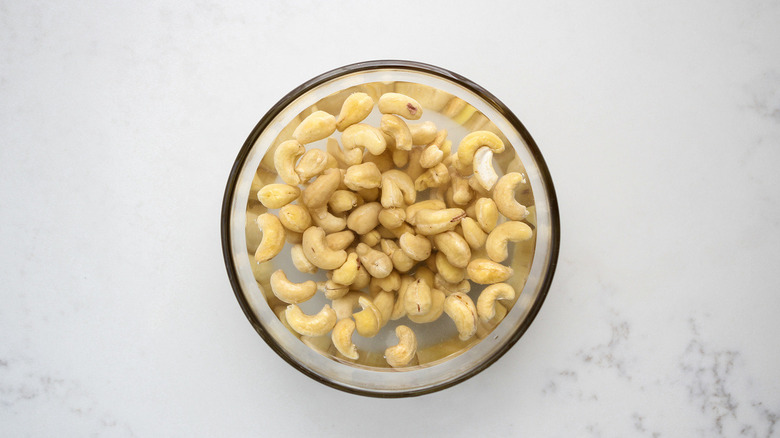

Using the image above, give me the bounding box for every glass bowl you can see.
[221,60,559,397]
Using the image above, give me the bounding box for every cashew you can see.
[360,229,382,247]
[390,275,414,320]
[336,92,374,132]
[285,304,337,337]
[257,184,300,209]
[378,93,422,120]
[301,226,347,270]
[332,291,364,320]
[468,173,493,198]
[342,123,387,156]
[285,230,303,244]
[433,231,471,268]
[472,146,498,191]
[355,243,393,279]
[398,232,432,261]
[414,266,436,289]
[319,278,349,300]
[381,222,415,239]
[435,251,465,283]
[493,172,529,220]
[331,318,359,360]
[419,144,444,168]
[380,114,412,151]
[293,111,337,145]
[404,278,432,316]
[302,168,341,209]
[362,148,395,172]
[273,140,304,185]
[344,162,382,191]
[456,130,505,170]
[310,206,347,233]
[385,325,418,368]
[406,200,446,224]
[451,171,473,205]
[351,262,371,289]
[327,137,361,167]
[414,163,450,191]
[460,217,488,250]
[325,230,354,250]
[434,274,471,295]
[406,147,426,181]
[409,121,437,145]
[475,197,499,233]
[270,270,317,304]
[391,147,409,168]
[411,208,466,235]
[346,202,382,234]
[477,283,515,323]
[380,170,416,208]
[254,213,285,263]
[372,290,395,325]
[408,287,445,324]
[353,296,382,337]
[291,244,318,274]
[295,148,330,183]
[331,252,360,285]
[381,238,416,273]
[443,293,478,341]
[278,204,312,233]
[378,207,406,229]
[466,258,514,284]
[485,221,533,262]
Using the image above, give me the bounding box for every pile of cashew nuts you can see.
[253,91,533,368]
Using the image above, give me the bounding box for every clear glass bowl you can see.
[221,60,560,397]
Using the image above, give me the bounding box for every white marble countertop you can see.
[2,1,779,436]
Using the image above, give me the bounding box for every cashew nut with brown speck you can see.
[443,292,478,341]
[411,208,466,235]
[355,243,393,279]
[404,278,432,316]
[407,288,445,324]
[378,93,422,120]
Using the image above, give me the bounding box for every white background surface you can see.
[2,0,779,436]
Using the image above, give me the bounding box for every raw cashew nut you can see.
[344,162,382,191]
[391,275,414,320]
[407,288,445,324]
[257,184,300,209]
[398,232,432,261]
[278,204,312,233]
[433,231,471,268]
[414,163,450,191]
[327,137,362,166]
[485,221,533,262]
[331,318,359,360]
[409,121,437,145]
[466,258,514,284]
[380,170,416,208]
[310,206,347,233]
[342,123,387,156]
[380,114,412,151]
[456,131,505,170]
[331,252,360,285]
[378,93,422,120]
[336,92,374,132]
[493,172,529,220]
[434,274,471,295]
[385,325,418,368]
[444,293,478,341]
[325,230,355,250]
[360,229,382,247]
[460,217,488,250]
[301,226,347,270]
[302,168,341,209]
[295,148,330,183]
[473,146,498,191]
[477,283,515,323]
[319,278,349,300]
[405,200,446,224]
[273,140,304,185]
[378,208,406,229]
[270,270,317,304]
[353,296,382,338]
[351,264,371,289]
[474,198,499,233]
[371,270,401,292]
[291,244,317,274]
[451,171,473,205]
[363,149,395,172]
[419,144,444,168]
[381,239,416,273]
[404,278,432,316]
[254,213,285,263]
[346,202,382,234]
[285,304,337,337]
[355,243,393,279]
[372,290,395,325]
[329,190,360,213]
[411,208,466,235]
[293,111,337,145]
[435,251,465,283]
[332,291,363,320]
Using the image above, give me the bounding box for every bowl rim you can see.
[221,60,560,398]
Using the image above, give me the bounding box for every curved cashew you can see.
[414,163,450,191]
[434,251,465,283]
[363,148,394,172]
[444,293,478,341]
[346,202,382,234]
[331,252,360,285]
[460,217,488,250]
[344,162,382,191]
[378,208,406,229]
[291,244,317,274]
[414,266,436,289]
[391,275,414,320]
[352,263,371,289]
[319,278,349,300]
[278,204,312,233]
[295,148,330,183]
[381,238,416,273]
[331,318,359,360]
[342,123,387,156]
[327,136,362,166]
[433,231,471,268]
[329,190,359,213]
[353,296,382,337]
[293,111,337,145]
[325,230,355,250]
[493,172,529,220]
[391,147,409,168]
[404,278,432,316]
[466,258,514,284]
[385,325,418,368]
[378,93,422,120]
[301,226,347,270]
[473,146,499,191]
[336,92,374,132]
[310,206,347,233]
[273,140,304,185]
[451,171,473,206]
[406,147,426,181]
[355,243,393,279]
[434,274,471,295]
[399,232,432,261]
[360,229,382,247]
[332,291,364,320]
[370,269,401,292]
[257,184,300,209]
[270,270,317,304]
[380,170,416,208]
[284,304,337,337]
[405,200,446,224]
[409,121,437,145]
[477,283,515,323]
[380,114,412,151]
[456,130,505,170]
[412,208,466,235]
[372,290,395,325]
[419,144,444,168]
[381,222,415,239]
[474,197,499,233]
[254,213,285,263]
[485,221,533,262]
[302,168,341,209]
[408,288,446,324]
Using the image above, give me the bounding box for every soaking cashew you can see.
[385,325,418,368]
[293,111,337,145]
[278,204,312,234]
[273,140,304,185]
[434,274,471,295]
[456,130,505,170]
[405,200,446,224]
[302,168,341,209]
[257,184,300,209]
[406,147,426,181]
[327,137,361,167]
[380,170,416,207]
[342,123,387,156]
[357,187,379,202]
[310,206,347,233]
[319,278,349,300]
[419,144,444,169]
[331,318,359,360]
[346,202,382,234]
[291,244,317,274]
[477,283,515,323]
[380,114,412,151]
[285,304,337,337]
[485,221,533,262]
[362,148,395,172]
[328,190,359,214]
[466,258,514,284]
[378,93,422,120]
[460,217,488,250]
[336,92,374,132]
[378,208,406,229]
[360,229,381,247]
[414,163,450,191]
[444,293,478,341]
[433,231,471,268]
[414,266,435,289]
[285,230,302,245]
[325,230,354,250]
[451,171,473,205]
[390,275,414,320]
[404,278,432,316]
[331,252,360,285]
[372,290,395,325]
[411,208,466,235]
[371,269,401,292]
[381,238,416,273]
[254,213,285,263]
[353,296,382,337]
[295,148,330,183]
[407,288,446,324]
[344,162,382,191]
[493,172,529,220]
[352,264,371,289]
[270,270,317,304]
[355,243,393,279]
[473,146,499,191]
[332,291,363,320]
[435,251,466,283]
[301,226,347,270]
[474,197,499,233]
[398,232,432,261]
[409,121,437,145]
